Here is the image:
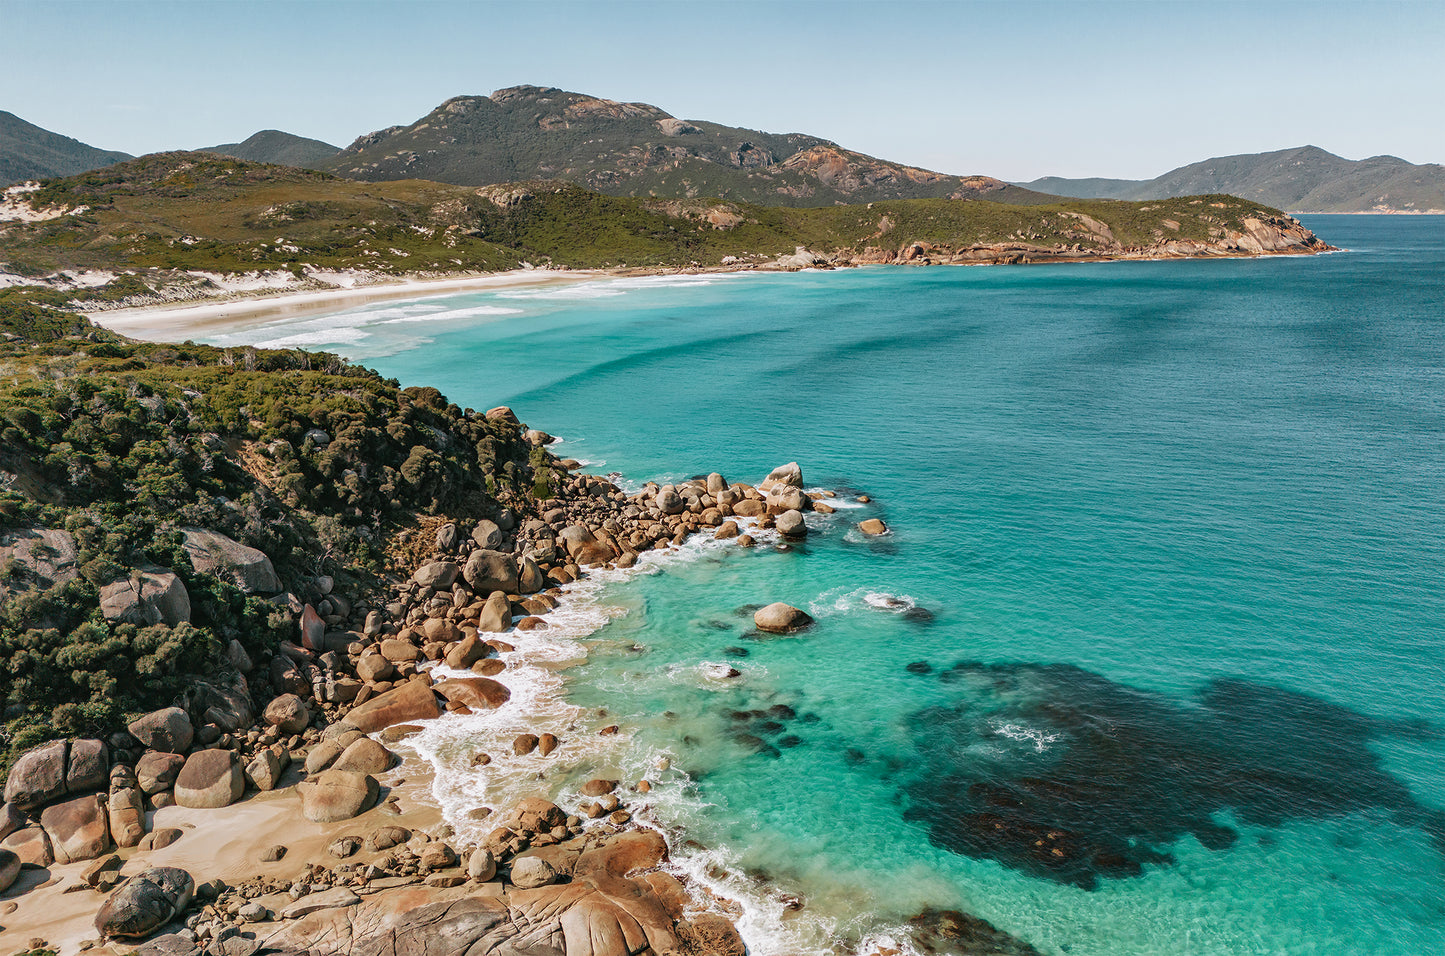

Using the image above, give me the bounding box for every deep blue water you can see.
[207,216,1445,955]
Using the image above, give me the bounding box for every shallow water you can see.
[205,216,1445,955]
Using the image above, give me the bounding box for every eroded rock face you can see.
[188,676,255,732]
[181,528,281,594]
[95,867,195,939]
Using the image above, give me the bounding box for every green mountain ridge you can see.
[0,110,132,186]
[323,85,1049,207]
[1021,145,1445,213]
[199,129,343,169]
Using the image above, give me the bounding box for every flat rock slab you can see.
[280,886,360,919]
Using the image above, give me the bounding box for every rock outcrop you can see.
[181,528,281,593]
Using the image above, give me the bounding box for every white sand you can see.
[87,269,603,342]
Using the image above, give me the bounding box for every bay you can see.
[206,216,1445,955]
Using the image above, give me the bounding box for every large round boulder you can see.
[331,738,396,775]
[344,680,440,734]
[413,561,460,589]
[775,510,807,538]
[471,520,504,550]
[859,518,889,536]
[444,634,488,670]
[463,549,519,594]
[1,826,53,867]
[136,752,186,795]
[95,867,194,939]
[754,602,814,635]
[128,707,194,754]
[297,770,378,823]
[66,737,109,793]
[655,485,685,516]
[433,677,511,711]
[4,738,69,809]
[41,792,111,864]
[510,856,558,889]
[174,750,244,809]
[0,848,19,893]
[475,592,512,633]
[263,693,312,735]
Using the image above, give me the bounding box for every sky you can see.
[3,0,1442,182]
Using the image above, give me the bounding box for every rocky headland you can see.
[2,424,1017,956]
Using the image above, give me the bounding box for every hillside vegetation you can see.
[201,129,343,169]
[0,295,541,769]
[324,85,1050,207]
[0,152,1324,307]
[1022,145,1445,213]
[0,109,132,186]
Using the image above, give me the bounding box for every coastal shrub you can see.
[0,309,546,771]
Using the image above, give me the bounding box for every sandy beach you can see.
[85,269,605,342]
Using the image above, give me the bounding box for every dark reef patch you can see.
[902,661,1442,889]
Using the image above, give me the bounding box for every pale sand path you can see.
[86,269,604,343]
[0,756,445,956]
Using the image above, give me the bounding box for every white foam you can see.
[810,586,916,617]
[991,720,1062,753]
[252,326,371,348]
[377,304,525,324]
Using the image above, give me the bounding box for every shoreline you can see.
[85,242,1334,345]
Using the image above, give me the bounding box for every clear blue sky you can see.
[3,0,1441,181]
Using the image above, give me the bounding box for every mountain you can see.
[323,85,1048,207]
[0,110,132,185]
[201,128,341,168]
[0,153,1328,307]
[1021,146,1445,213]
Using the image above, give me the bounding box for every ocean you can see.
[205,215,1445,955]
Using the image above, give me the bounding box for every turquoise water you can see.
[207,217,1445,955]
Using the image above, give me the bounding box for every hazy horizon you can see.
[3,0,1442,181]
